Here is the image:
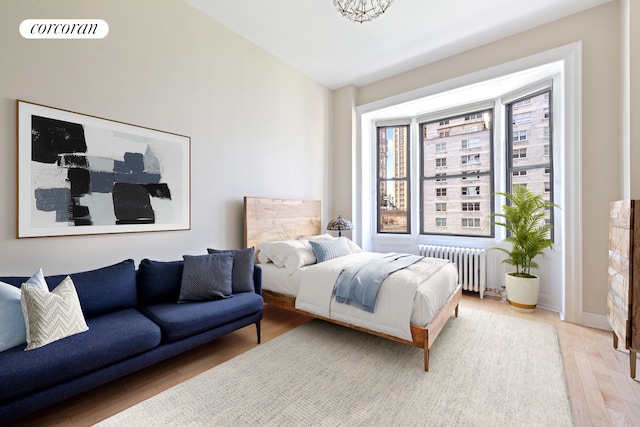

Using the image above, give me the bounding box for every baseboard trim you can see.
[581,312,611,331]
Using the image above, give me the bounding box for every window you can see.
[513,112,531,124]
[377,125,410,233]
[436,218,447,227]
[513,148,527,159]
[461,171,480,180]
[513,130,527,142]
[462,218,481,228]
[372,80,556,239]
[462,186,480,196]
[462,202,480,211]
[462,137,481,149]
[461,154,481,165]
[506,90,554,231]
[420,108,493,237]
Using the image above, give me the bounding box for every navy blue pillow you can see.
[207,247,255,293]
[178,254,233,302]
[137,259,184,306]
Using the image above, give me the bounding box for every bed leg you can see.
[424,347,429,372]
[455,304,459,318]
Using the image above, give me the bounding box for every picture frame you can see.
[17,100,191,238]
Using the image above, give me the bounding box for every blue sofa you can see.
[0,258,263,424]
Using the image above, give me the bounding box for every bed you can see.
[243,196,462,371]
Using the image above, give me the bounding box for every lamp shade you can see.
[327,215,354,237]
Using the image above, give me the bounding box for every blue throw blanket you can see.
[333,253,423,313]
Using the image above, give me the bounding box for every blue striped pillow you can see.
[309,237,352,263]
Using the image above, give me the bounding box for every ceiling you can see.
[184,0,612,90]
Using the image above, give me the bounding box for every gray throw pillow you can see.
[178,253,234,302]
[207,247,255,293]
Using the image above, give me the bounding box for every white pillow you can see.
[21,276,88,350]
[282,243,317,275]
[345,238,362,254]
[257,241,286,267]
[257,251,271,264]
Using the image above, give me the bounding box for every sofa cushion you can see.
[0,260,137,319]
[178,253,234,302]
[0,308,160,404]
[21,276,89,350]
[207,247,256,293]
[137,259,183,305]
[141,292,264,342]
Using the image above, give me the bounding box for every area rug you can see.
[98,308,572,426]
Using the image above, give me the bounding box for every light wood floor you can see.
[7,294,640,427]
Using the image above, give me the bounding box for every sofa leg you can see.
[256,321,261,344]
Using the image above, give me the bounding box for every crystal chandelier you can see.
[333,0,395,24]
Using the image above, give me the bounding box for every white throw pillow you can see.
[257,250,272,264]
[21,276,88,350]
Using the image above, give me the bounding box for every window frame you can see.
[505,88,555,234]
[376,124,411,234]
[419,107,494,238]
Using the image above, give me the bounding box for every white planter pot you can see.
[505,273,540,313]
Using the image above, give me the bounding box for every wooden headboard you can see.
[243,197,322,249]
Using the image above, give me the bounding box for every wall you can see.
[0,0,331,275]
[332,1,621,318]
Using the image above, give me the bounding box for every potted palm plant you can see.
[490,185,558,312]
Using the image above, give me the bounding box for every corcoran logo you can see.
[19,19,109,39]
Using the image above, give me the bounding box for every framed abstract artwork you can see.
[17,100,191,238]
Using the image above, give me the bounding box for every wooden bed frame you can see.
[243,196,462,371]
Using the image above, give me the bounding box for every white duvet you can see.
[261,252,458,341]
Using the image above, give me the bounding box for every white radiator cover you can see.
[418,245,487,299]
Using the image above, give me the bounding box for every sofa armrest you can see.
[252,265,262,295]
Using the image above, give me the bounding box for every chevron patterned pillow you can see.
[20,276,88,350]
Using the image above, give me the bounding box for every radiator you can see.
[417,245,487,299]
